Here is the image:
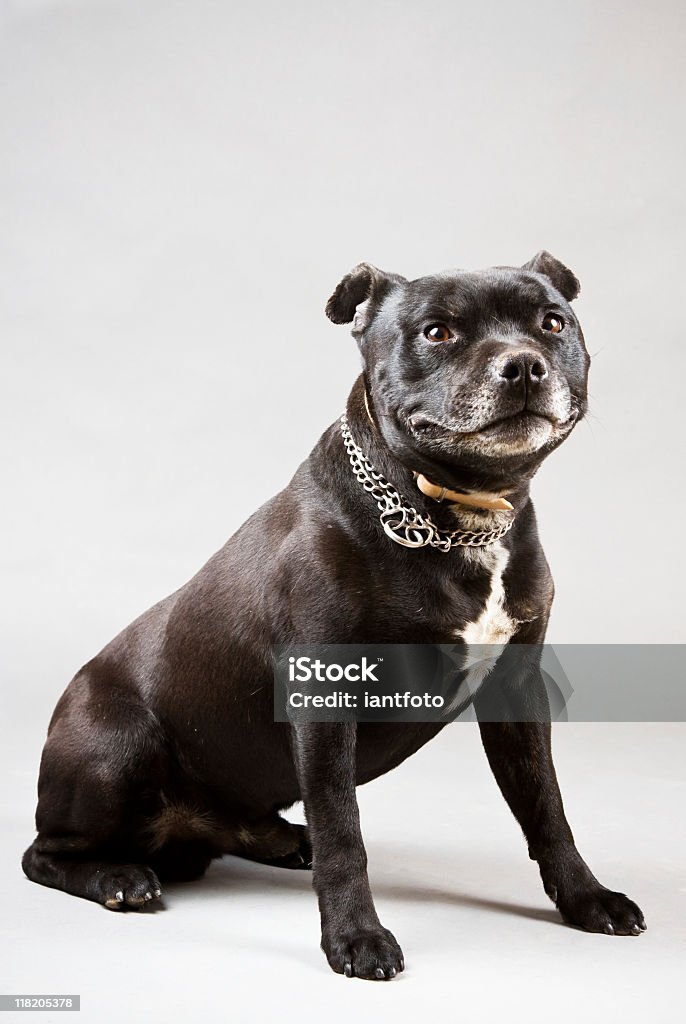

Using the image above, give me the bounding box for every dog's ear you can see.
[325,263,402,331]
[522,251,580,302]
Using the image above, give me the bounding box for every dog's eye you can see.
[424,323,452,343]
[542,313,565,334]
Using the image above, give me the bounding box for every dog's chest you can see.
[441,542,519,704]
[455,543,517,645]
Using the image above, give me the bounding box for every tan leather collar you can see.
[414,473,513,511]
[363,386,514,513]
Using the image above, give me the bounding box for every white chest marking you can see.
[458,542,516,647]
[448,543,518,711]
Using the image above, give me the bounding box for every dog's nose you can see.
[496,350,549,386]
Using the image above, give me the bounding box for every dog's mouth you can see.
[408,408,578,442]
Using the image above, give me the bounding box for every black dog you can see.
[23,252,645,979]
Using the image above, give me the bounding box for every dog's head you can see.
[326,253,590,490]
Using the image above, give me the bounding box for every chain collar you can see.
[340,414,514,552]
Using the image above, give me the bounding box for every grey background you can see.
[1,1,685,1022]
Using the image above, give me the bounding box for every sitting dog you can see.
[23,251,645,979]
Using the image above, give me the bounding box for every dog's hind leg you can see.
[147,838,217,882]
[22,843,163,910]
[227,815,312,869]
[22,673,167,910]
[141,814,310,879]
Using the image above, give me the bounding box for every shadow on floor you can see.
[162,841,561,928]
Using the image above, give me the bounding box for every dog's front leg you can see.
[476,710,646,936]
[292,721,404,980]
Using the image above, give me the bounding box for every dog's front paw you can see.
[553,884,646,936]
[322,926,405,980]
